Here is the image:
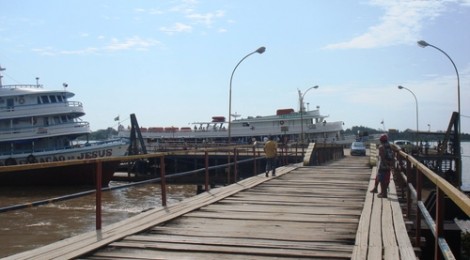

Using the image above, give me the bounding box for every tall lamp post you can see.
[398,85,419,142]
[417,40,461,187]
[228,46,266,143]
[298,85,319,156]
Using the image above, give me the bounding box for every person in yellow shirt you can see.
[264,136,278,177]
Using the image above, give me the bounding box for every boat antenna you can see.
[0,65,5,88]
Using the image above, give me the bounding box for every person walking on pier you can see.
[264,136,278,177]
[370,134,395,198]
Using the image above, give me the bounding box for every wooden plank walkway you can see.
[5,155,416,259]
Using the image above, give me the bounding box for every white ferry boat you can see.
[0,66,128,186]
[118,105,344,148]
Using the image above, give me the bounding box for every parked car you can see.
[350,141,366,156]
[393,140,414,153]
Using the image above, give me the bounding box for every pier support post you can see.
[95,161,102,230]
[205,151,209,191]
[160,156,167,207]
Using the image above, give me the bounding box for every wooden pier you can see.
[5,154,416,259]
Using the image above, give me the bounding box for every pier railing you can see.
[0,144,309,228]
[392,145,470,260]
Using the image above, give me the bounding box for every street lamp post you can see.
[298,85,319,157]
[398,85,419,142]
[417,40,460,121]
[417,40,461,187]
[228,46,266,144]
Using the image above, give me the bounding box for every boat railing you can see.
[0,136,126,157]
[0,84,43,89]
[0,121,90,139]
[0,101,84,117]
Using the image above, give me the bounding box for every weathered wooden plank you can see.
[122,234,354,252]
[389,180,417,259]
[351,167,376,260]
[149,225,357,241]
[107,240,353,259]
[368,180,383,259]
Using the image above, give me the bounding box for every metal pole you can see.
[398,85,419,142]
[298,85,319,157]
[228,46,266,143]
[160,156,167,207]
[418,40,461,188]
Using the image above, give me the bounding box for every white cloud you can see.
[105,36,160,51]
[186,10,225,27]
[32,37,160,56]
[160,23,192,34]
[324,0,449,49]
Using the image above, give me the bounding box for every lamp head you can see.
[398,85,404,90]
[313,85,319,89]
[417,40,429,48]
[256,46,266,54]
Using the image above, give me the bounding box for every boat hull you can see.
[0,141,128,186]
[0,161,120,186]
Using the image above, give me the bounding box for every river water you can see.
[0,182,197,258]
[0,143,469,258]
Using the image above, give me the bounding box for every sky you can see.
[0,0,469,135]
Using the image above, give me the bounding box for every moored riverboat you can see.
[0,65,128,186]
[117,105,346,151]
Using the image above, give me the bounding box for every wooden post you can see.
[160,156,167,207]
[95,161,102,230]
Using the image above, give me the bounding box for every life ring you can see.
[4,157,17,166]
[18,97,25,104]
[280,120,285,125]
[27,154,37,164]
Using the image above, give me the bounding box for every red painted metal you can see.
[233,148,238,182]
[160,157,167,207]
[95,161,102,230]
[205,151,209,191]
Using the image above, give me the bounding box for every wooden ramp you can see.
[6,155,416,259]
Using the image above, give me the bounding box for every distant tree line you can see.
[77,127,118,141]
[342,126,470,141]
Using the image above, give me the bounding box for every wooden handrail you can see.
[392,145,469,259]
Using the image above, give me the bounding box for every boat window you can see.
[37,96,41,104]
[50,95,57,103]
[7,99,14,110]
[57,95,63,102]
[61,115,67,122]
[53,116,60,124]
[41,96,50,103]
